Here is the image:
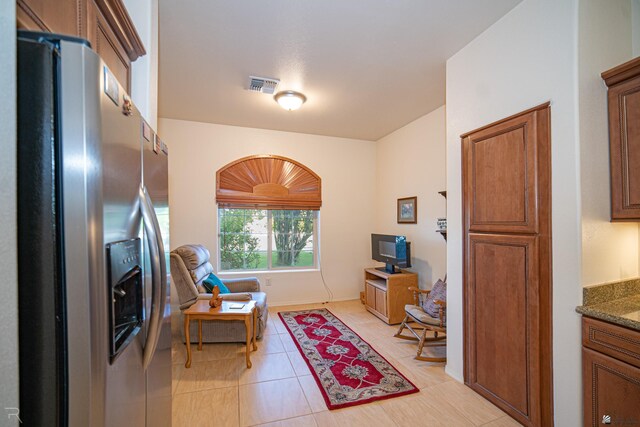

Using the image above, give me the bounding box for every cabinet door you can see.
[608,74,640,220]
[17,0,85,37]
[463,110,540,234]
[365,283,376,310]
[583,347,640,427]
[466,233,541,426]
[375,288,387,317]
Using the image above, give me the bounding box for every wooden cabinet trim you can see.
[460,102,551,139]
[602,57,640,88]
[91,3,131,92]
[77,0,86,37]
[17,0,49,31]
[93,0,145,61]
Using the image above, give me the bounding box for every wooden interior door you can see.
[463,103,553,426]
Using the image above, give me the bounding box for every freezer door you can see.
[17,34,68,427]
[142,127,172,426]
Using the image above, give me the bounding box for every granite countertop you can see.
[576,278,640,331]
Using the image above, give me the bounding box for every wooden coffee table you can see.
[183,299,258,368]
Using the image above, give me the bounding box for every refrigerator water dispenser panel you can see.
[107,238,143,363]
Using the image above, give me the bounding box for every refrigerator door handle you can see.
[139,185,167,370]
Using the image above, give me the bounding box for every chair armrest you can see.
[408,287,430,305]
[407,286,431,294]
[196,292,252,301]
[220,293,252,301]
[221,277,260,293]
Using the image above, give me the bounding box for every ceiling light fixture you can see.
[274,90,307,111]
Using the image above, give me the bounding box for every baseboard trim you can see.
[445,365,464,383]
[268,296,359,308]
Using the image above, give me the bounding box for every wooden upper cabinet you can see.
[17,0,86,37]
[462,107,549,234]
[603,57,640,221]
[16,0,145,94]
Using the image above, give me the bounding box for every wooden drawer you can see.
[582,317,640,369]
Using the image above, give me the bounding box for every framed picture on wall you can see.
[397,197,417,224]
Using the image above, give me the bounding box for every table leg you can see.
[252,307,258,351]
[244,316,252,368]
[184,315,192,368]
[198,320,203,351]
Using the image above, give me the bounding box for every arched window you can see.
[216,155,321,271]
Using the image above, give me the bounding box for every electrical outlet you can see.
[265,278,272,286]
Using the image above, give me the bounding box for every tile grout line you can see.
[479,415,512,426]
[294,374,315,421]
[237,381,241,427]
[174,384,239,398]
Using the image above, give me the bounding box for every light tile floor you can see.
[171,300,519,427]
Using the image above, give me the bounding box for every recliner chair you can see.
[170,244,268,343]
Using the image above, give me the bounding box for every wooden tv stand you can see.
[364,268,417,324]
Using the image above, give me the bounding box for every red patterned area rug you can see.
[278,309,419,410]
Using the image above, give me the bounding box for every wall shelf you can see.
[437,190,447,241]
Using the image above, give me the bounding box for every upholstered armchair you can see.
[170,244,268,343]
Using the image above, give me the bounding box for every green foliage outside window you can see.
[272,210,315,266]
[219,209,264,270]
[218,208,316,270]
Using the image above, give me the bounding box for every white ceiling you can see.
[158,0,522,141]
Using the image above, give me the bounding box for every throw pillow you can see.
[422,279,446,318]
[202,273,230,294]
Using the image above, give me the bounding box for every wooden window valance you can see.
[216,155,322,210]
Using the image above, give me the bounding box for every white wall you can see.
[0,0,19,419]
[633,0,640,56]
[446,0,582,425]
[159,119,377,306]
[579,0,638,286]
[375,106,447,288]
[123,0,159,129]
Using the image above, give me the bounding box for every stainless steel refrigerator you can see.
[17,31,171,426]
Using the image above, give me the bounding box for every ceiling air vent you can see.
[248,76,280,94]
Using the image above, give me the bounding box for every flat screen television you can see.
[371,233,411,274]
